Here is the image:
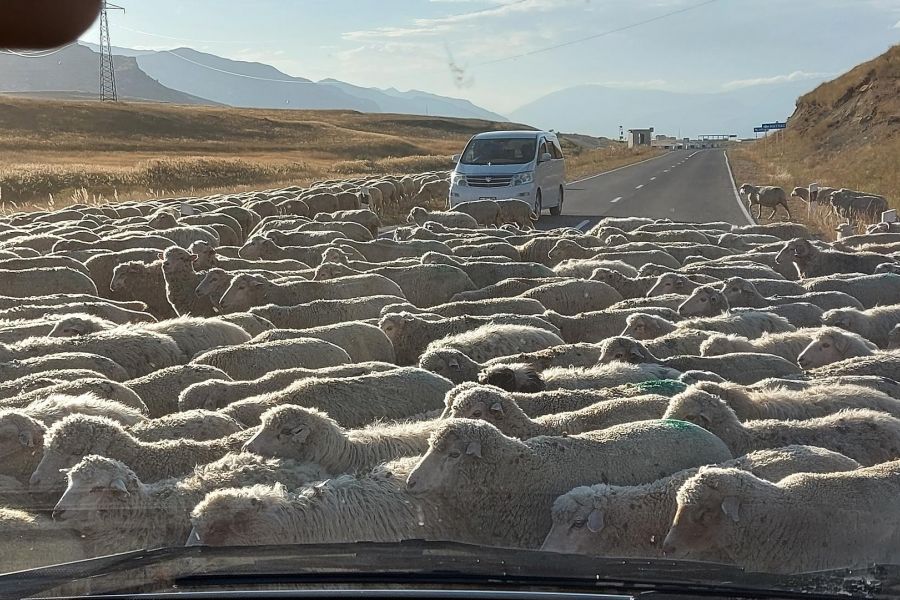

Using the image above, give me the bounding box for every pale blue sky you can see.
[80,0,900,114]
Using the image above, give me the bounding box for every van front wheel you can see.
[550,186,564,216]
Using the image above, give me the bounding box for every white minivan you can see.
[449,130,565,218]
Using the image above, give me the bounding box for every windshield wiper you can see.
[2,540,897,600]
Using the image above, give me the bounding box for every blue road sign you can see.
[753,127,766,133]
[761,122,786,130]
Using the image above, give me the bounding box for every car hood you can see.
[455,163,533,176]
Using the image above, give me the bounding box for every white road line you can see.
[567,152,672,185]
[723,149,755,225]
[650,176,656,180]
[610,196,623,203]
[663,169,669,173]
[575,219,591,231]
[635,184,644,189]
[689,151,699,157]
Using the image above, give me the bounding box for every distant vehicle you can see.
[449,130,566,218]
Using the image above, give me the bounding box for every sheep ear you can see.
[832,335,850,354]
[587,509,604,533]
[252,280,265,288]
[721,496,740,522]
[465,441,482,458]
[629,346,644,360]
[110,478,129,495]
[190,254,199,262]
[448,357,460,369]
[489,402,504,415]
[18,430,34,448]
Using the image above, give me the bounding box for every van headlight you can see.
[451,173,468,187]
[511,171,534,186]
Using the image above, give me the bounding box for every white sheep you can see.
[775,238,892,278]
[251,321,395,364]
[821,304,900,348]
[663,388,900,466]
[407,206,478,228]
[796,327,880,369]
[191,338,351,380]
[423,323,565,363]
[699,329,820,361]
[738,184,791,219]
[124,364,232,418]
[249,295,405,330]
[0,508,87,572]
[0,352,129,383]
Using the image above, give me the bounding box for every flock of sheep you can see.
[2,176,900,582]
[739,183,888,223]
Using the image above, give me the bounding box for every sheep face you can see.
[313,262,351,281]
[622,314,659,340]
[478,363,545,393]
[161,247,198,277]
[110,262,146,293]
[238,237,273,260]
[797,330,873,369]
[699,334,753,357]
[547,239,584,262]
[47,316,104,337]
[605,234,628,247]
[244,406,334,464]
[0,412,44,463]
[448,393,508,431]
[662,389,734,436]
[149,212,178,229]
[663,469,744,561]
[407,206,426,225]
[598,337,651,364]
[194,268,233,303]
[589,268,624,288]
[219,274,268,313]
[52,455,139,526]
[406,421,497,495]
[541,487,601,554]
[189,241,217,270]
[647,274,695,298]
[821,308,860,333]
[720,278,760,307]
[774,238,813,267]
[419,349,474,384]
[30,417,121,492]
[189,485,281,546]
[678,287,726,318]
[321,247,351,265]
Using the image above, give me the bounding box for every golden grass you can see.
[564,145,663,180]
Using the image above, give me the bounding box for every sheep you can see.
[830,189,889,220]
[218,312,275,337]
[619,324,715,358]
[129,409,243,442]
[0,328,185,379]
[110,260,178,320]
[791,186,837,206]
[0,352,129,382]
[738,184,790,219]
[796,327,882,369]
[0,369,109,401]
[448,386,668,439]
[125,364,233,418]
[542,445,861,559]
[313,209,382,237]
[220,367,452,428]
[544,307,679,343]
[248,296,405,330]
[719,276,863,311]
[404,418,732,548]
[775,238,892,278]
[381,297,547,319]
[802,273,900,309]
[0,410,50,483]
[28,415,250,492]
[662,389,900,466]
[523,362,682,391]
[423,254,557,289]
[338,238,452,263]
[621,310,794,341]
[178,362,397,411]
[53,453,326,556]
[2,378,149,414]
[495,199,538,229]
[549,240,681,270]
[452,200,501,226]
[423,323,564,364]
[554,260,638,280]
[380,312,561,365]
[250,321,395,364]
[245,405,434,472]
[407,206,478,228]
[699,329,820,361]
[0,508,87,573]
[678,285,824,328]
[219,272,404,313]
[806,354,900,379]
[188,457,466,547]
[609,293,687,312]
[315,262,476,308]
[691,380,900,420]
[17,392,146,426]
[643,272,719,298]
[0,267,98,297]
[160,246,216,317]
[191,338,351,380]
[516,279,622,315]
[597,336,803,385]
[821,304,900,348]
[662,463,900,573]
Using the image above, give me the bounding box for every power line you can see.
[162,49,316,84]
[473,0,721,67]
[117,24,257,45]
[0,44,75,58]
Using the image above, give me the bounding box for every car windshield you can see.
[461,138,536,165]
[1,1,900,597]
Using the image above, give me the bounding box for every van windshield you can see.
[460,138,537,165]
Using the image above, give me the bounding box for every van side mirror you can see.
[451,154,461,162]
[540,152,553,163]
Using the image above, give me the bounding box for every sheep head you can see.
[148,211,178,229]
[547,239,585,262]
[189,483,288,546]
[589,268,625,288]
[239,236,276,260]
[663,466,759,560]
[448,387,524,436]
[321,246,351,265]
[797,328,876,370]
[875,262,900,274]
[47,314,112,337]
[161,246,198,277]
[313,261,353,281]
[110,261,150,293]
[621,313,674,340]
[419,348,479,384]
[699,334,754,357]
[719,277,761,307]
[821,308,860,333]
[407,206,426,225]
[647,273,696,297]
[662,388,738,438]
[598,336,654,364]
[0,411,45,463]
[406,418,518,495]
[774,238,814,266]
[245,405,339,466]
[219,273,269,313]
[189,240,218,270]
[637,263,670,278]
[478,362,545,393]
[194,268,233,302]
[541,485,604,554]
[678,286,728,318]
[30,415,128,492]
[53,455,141,526]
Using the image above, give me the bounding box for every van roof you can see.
[471,130,553,140]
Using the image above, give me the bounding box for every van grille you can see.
[467,175,513,188]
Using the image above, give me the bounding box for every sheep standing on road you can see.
[738,184,790,219]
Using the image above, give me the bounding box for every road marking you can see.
[575,219,590,231]
[663,169,669,172]
[650,176,656,180]
[722,149,755,225]
[610,196,623,203]
[689,151,699,157]
[567,152,671,185]
[635,184,644,189]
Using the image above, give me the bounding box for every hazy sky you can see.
[80,0,900,114]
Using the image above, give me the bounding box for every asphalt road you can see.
[538,148,754,231]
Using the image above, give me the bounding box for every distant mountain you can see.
[509,80,828,138]
[0,43,212,104]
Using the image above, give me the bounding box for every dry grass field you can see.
[0,95,654,213]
